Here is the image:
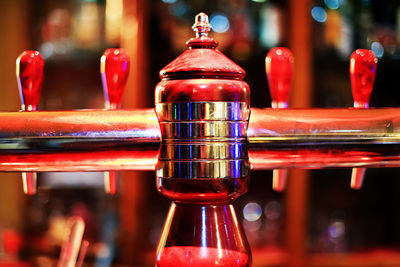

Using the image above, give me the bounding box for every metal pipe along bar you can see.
[0,109,160,171]
[248,108,400,169]
[0,108,398,171]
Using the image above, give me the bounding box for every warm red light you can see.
[16,51,44,111]
[350,49,377,107]
[157,246,249,267]
[265,47,294,108]
[101,48,130,109]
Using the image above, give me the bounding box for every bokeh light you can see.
[243,202,262,222]
[324,0,340,9]
[371,41,384,58]
[328,221,345,239]
[311,6,327,23]
[210,13,230,33]
[168,2,187,17]
[264,201,282,220]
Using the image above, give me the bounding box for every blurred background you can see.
[0,0,400,266]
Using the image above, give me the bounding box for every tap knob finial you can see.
[192,12,212,38]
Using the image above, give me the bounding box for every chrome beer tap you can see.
[16,50,44,195]
[154,13,252,266]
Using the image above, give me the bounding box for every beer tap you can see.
[100,48,130,194]
[265,47,294,191]
[16,50,44,195]
[155,13,251,266]
[349,49,377,189]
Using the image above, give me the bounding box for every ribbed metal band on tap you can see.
[155,13,251,181]
[156,102,250,179]
[156,102,249,178]
[155,102,249,121]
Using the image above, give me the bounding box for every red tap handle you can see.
[349,49,377,190]
[16,51,43,195]
[101,48,130,195]
[350,49,377,108]
[16,51,44,111]
[100,48,130,109]
[265,48,294,192]
[265,47,294,108]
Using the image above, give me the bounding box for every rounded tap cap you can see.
[160,12,245,80]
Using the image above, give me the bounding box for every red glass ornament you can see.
[265,47,294,108]
[101,48,130,109]
[16,51,44,111]
[350,49,377,108]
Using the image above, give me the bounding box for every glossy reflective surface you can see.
[155,12,251,266]
[265,47,294,108]
[157,177,249,204]
[266,47,294,191]
[21,172,37,195]
[350,49,377,108]
[16,51,44,111]
[156,203,251,267]
[0,109,160,171]
[248,108,400,169]
[101,48,130,109]
[101,48,130,194]
[349,49,376,189]
[16,50,44,195]
[0,108,399,171]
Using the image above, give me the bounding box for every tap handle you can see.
[265,47,294,108]
[16,51,43,195]
[16,51,44,111]
[100,48,130,110]
[266,48,294,192]
[349,49,377,190]
[350,49,377,108]
[101,48,130,194]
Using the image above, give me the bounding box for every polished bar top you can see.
[0,107,399,171]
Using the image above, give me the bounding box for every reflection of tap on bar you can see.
[16,50,44,195]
